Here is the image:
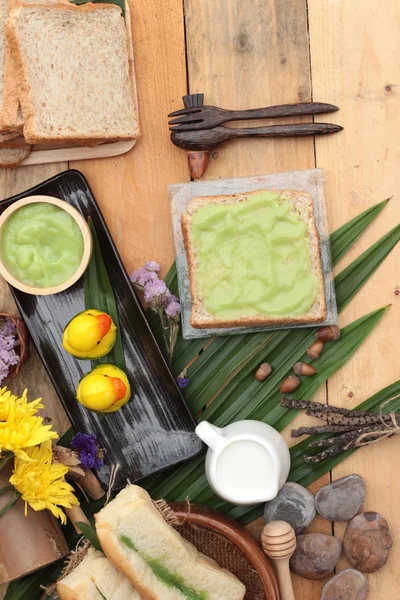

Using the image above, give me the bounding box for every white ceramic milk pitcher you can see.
[196,420,291,505]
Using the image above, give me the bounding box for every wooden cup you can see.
[0,195,92,296]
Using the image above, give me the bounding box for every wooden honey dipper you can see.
[261,521,297,600]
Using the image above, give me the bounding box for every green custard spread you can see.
[190,190,319,319]
[120,535,207,600]
[1,202,84,288]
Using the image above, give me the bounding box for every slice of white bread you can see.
[181,189,327,328]
[95,485,246,600]
[0,0,20,132]
[57,548,142,600]
[0,142,30,166]
[1,0,25,131]
[7,2,139,144]
[1,0,71,132]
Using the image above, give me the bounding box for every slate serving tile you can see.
[0,170,202,489]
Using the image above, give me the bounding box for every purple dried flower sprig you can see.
[131,261,181,363]
[0,319,20,385]
[176,375,190,389]
[71,432,105,471]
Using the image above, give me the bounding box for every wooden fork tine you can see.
[167,107,202,117]
[168,116,204,126]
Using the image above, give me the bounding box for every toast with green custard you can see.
[181,189,327,328]
[95,485,246,600]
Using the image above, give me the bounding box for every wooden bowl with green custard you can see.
[0,195,92,296]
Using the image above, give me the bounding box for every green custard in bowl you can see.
[0,197,91,294]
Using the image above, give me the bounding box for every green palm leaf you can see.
[330,199,389,265]
[5,202,399,600]
[144,201,399,521]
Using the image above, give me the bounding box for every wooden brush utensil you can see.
[169,100,339,131]
[261,521,297,600]
[171,122,342,152]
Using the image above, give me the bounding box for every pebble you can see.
[344,511,392,573]
[315,474,366,521]
[264,482,316,535]
[290,533,342,580]
[321,568,369,600]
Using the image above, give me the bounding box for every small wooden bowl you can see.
[170,502,279,600]
[0,195,92,296]
[0,312,30,379]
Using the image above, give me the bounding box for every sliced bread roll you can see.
[57,548,142,600]
[0,142,30,166]
[7,2,139,144]
[181,189,327,328]
[95,485,246,600]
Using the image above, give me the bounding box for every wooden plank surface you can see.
[0,0,399,598]
[71,0,189,277]
[0,165,69,600]
[184,1,329,597]
[309,1,400,598]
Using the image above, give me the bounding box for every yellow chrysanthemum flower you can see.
[9,440,80,524]
[0,412,58,461]
[0,387,44,422]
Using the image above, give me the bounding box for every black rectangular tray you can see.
[1,170,202,489]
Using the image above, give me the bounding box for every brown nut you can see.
[280,375,301,393]
[255,362,272,382]
[307,340,325,360]
[315,326,341,341]
[294,362,318,376]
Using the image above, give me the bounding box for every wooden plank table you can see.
[0,0,399,598]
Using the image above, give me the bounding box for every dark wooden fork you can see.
[169,100,339,131]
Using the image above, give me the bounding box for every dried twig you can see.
[282,394,400,463]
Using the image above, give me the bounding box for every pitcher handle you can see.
[195,421,225,450]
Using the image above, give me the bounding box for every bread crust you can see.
[181,189,327,329]
[0,129,19,144]
[7,2,140,145]
[96,508,159,600]
[0,143,30,166]
[0,0,24,131]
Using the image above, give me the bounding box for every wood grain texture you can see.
[0,165,69,600]
[184,0,315,178]
[184,1,330,598]
[309,1,400,598]
[70,0,189,278]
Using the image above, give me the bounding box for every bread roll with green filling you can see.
[95,485,246,600]
[57,548,142,600]
[181,189,327,328]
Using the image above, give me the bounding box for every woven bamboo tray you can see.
[170,503,279,600]
[20,0,138,166]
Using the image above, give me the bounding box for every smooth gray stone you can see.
[315,474,366,521]
[321,568,369,600]
[290,533,342,580]
[264,482,316,534]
